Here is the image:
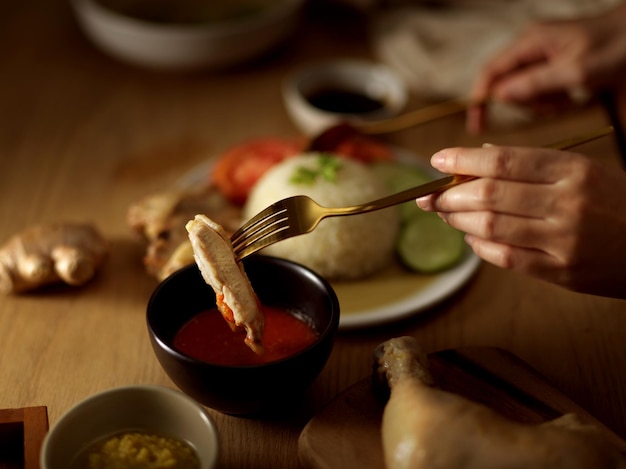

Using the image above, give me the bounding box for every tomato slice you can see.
[211,134,393,204]
[211,137,304,205]
[333,135,394,163]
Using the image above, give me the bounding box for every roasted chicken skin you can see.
[375,337,626,469]
[186,214,264,354]
[127,186,239,281]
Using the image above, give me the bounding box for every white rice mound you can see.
[243,154,400,280]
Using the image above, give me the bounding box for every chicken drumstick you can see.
[375,337,626,469]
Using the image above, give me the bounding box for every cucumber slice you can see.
[370,161,405,187]
[371,162,432,221]
[399,196,426,222]
[371,161,431,191]
[390,168,431,193]
[397,212,466,273]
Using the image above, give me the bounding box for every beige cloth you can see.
[367,0,622,100]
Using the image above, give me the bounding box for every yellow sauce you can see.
[71,431,200,469]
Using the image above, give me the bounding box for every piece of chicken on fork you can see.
[374,336,626,469]
[186,214,264,354]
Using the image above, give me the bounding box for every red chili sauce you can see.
[173,306,319,366]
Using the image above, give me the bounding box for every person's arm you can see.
[416,145,626,299]
[467,1,626,134]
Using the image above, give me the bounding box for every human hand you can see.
[467,3,626,134]
[416,145,626,299]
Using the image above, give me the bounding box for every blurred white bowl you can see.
[283,59,408,136]
[41,385,219,469]
[71,0,306,70]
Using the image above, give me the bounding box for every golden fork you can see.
[232,125,614,261]
[359,98,471,135]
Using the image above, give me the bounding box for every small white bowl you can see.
[283,59,408,136]
[40,385,219,469]
[71,0,305,70]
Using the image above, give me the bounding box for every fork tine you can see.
[230,200,289,249]
[233,218,292,260]
[231,213,289,254]
[230,202,285,242]
[231,210,288,252]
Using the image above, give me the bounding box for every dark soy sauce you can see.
[305,87,385,114]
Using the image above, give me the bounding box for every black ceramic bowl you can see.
[147,255,340,416]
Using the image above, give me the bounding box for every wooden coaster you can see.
[0,407,49,469]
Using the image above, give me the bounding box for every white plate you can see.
[332,146,481,329]
[332,250,480,329]
[179,146,481,329]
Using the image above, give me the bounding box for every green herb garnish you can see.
[290,154,342,185]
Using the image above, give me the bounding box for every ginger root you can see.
[375,337,626,469]
[0,222,108,294]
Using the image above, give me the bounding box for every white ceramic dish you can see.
[283,59,408,135]
[40,385,219,469]
[71,0,305,70]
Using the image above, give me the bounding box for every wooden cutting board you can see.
[298,347,626,469]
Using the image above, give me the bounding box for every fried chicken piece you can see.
[186,214,264,354]
[127,186,239,280]
[374,337,626,469]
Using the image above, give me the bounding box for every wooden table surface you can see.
[1,2,626,468]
